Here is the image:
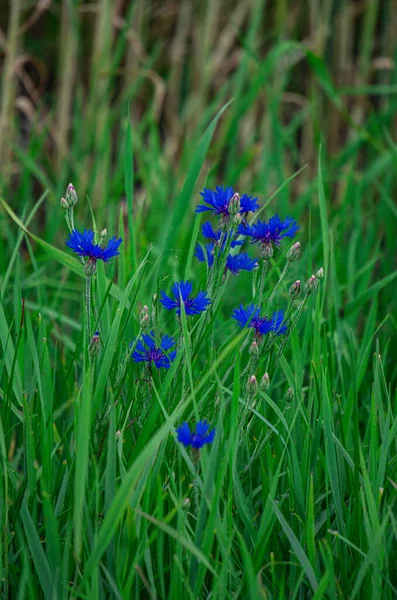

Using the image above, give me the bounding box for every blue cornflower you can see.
[66,229,122,262]
[238,215,299,249]
[131,331,176,369]
[202,221,243,248]
[226,253,258,275]
[176,420,215,449]
[160,281,211,316]
[195,243,258,275]
[196,185,259,217]
[232,304,287,337]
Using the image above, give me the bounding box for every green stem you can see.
[85,275,91,350]
[266,262,290,308]
[258,259,268,307]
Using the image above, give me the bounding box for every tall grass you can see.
[0,1,397,598]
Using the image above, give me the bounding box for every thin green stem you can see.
[266,261,290,308]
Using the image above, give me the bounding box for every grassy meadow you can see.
[0,1,397,598]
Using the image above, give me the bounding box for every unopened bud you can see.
[247,375,258,398]
[289,280,301,299]
[261,243,273,260]
[285,387,294,402]
[287,242,300,262]
[304,275,318,296]
[89,331,100,356]
[229,192,241,217]
[65,183,77,207]
[84,257,97,277]
[60,197,69,211]
[183,498,191,510]
[249,341,259,358]
[260,372,270,391]
[140,305,150,330]
[316,267,324,280]
[99,229,108,249]
[285,388,294,402]
[233,213,243,226]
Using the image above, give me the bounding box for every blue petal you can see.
[142,332,156,349]
[160,335,176,351]
[160,291,179,311]
[176,422,192,446]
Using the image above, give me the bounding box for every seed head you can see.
[287,241,300,262]
[289,280,301,299]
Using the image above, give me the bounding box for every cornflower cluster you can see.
[62,182,322,461]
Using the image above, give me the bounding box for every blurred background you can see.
[0,0,396,373]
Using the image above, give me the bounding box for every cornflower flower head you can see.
[131,331,176,369]
[202,221,243,248]
[176,420,215,449]
[195,243,258,275]
[238,215,299,254]
[196,185,259,218]
[160,281,211,316]
[66,229,122,263]
[232,304,287,337]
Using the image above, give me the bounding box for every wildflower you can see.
[196,185,259,217]
[238,215,299,253]
[66,229,122,263]
[232,304,287,337]
[160,281,211,316]
[287,241,300,262]
[176,420,215,449]
[202,221,242,248]
[260,372,270,391]
[226,253,258,275]
[289,280,301,299]
[304,275,318,296]
[131,331,176,369]
[195,244,257,275]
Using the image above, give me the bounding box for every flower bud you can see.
[316,267,324,280]
[140,305,150,330]
[287,242,300,262]
[65,183,77,207]
[260,243,273,260]
[60,197,69,211]
[285,387,294,402]
[233,213,243,227]
[304,275,318,296]
[289,280,301,299]
[260,372,270,391]
[99,228,108,249]
[247,375,258,398]
[89,331,100,356]
[229,192,241,217]
[183,497,191,510]
[249,341,259,358]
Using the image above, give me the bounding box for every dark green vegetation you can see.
[0,1,397,598]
